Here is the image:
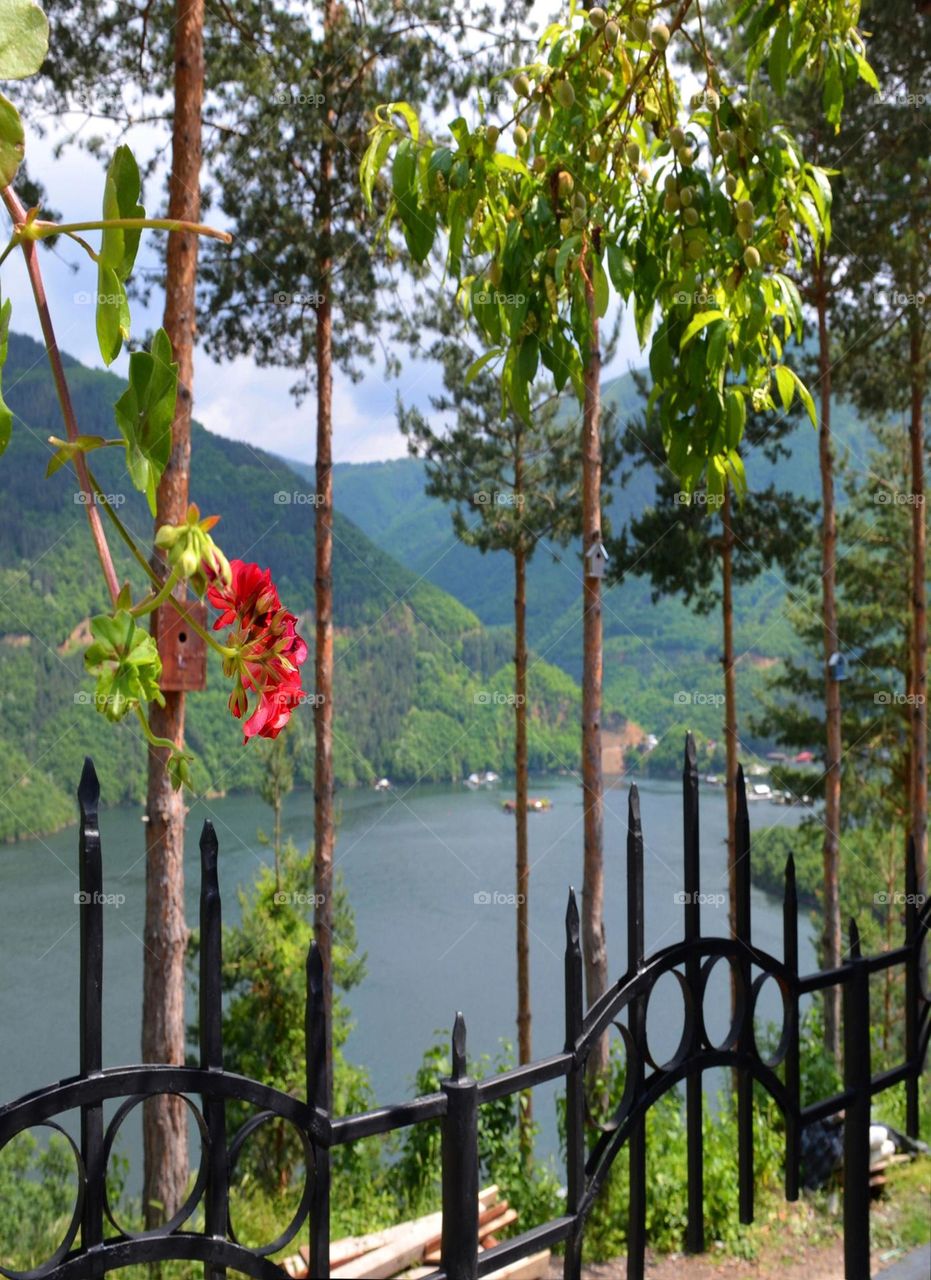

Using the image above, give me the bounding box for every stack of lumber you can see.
[282,1185,550,1280]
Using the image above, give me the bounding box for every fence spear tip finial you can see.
[628,781,641,823]
[685,732,697,771]
[565,886,580,945]
[78,756,99,815]
[307,939,324,995]
[199,819,218,866]
[849,917,862,958]
[451,1011,467,1080]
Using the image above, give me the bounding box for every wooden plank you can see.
[484,1248,551,1280]
[424,1208,519,1264]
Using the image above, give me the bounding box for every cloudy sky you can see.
[6,46,645,469]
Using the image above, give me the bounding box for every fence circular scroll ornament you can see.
[0,1121,85,1280]
[583,1021,639,1134]
[227,1110,315,1256]
[698,953,746,1053]
[750,972,791,1069]
[101,1093,210,1239]
[643,967,696,1072]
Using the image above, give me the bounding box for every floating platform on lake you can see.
[502,797,552,813]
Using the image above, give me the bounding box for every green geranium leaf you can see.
[84,610,165,722]
[114,327,178,515]
[96,146,144,365]
[0,295,12,456]
[0,89,24,187]
[0,0,49,80]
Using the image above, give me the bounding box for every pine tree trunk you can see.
[721,487,738,949]
[908,309,927,898]
[514,527,532,1147]
[313,0,337,1098]
[816,273,842,1062]
[142,0,203,1226]
[581,261,607,1084]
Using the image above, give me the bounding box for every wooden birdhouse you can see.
[828,650,848,682]
[585,541,609,580]
[155,601,208,692]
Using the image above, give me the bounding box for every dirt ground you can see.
[545,1239,901,1280]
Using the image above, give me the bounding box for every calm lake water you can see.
[0,773,815,1183]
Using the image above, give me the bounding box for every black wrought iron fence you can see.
[0,737,927,1280]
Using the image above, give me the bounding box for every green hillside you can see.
[0,333,580,840]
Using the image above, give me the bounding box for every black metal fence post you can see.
[78,758,104,1269]
[843,920,871,1279]
[626,786,647,1280]
[441,1013,479,1280]
[904,836,920,1139]
[783,853,801,1202]
[682,736,704,1254]
[734,767,753,1226]
[563,889,585,1280]
[307,941,331,1279]
[199,820,228,1280]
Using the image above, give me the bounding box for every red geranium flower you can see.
[206,559,308,741]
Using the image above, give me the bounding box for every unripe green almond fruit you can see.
[533,155,547,173]
[718,129,734,149]
[664,192,680,212]
[743,246,761,269]
[686,239,704,261]
[736,220,753,242]
[557,170,574,197]
[555,80,576,109]
[604,20,620,47]
[677,146,694,166]
[588,6,607,28]
[546,247,558,267]
[683,206,699,226]
[669,126,686,149]
[737,199,754,220]
[573,190,587,208]
[670,232,683,251]
[637,165,649,182]
[485,126,499,148]
[631,16,649,41]
[664,174,678,193]
[651,22,670,50]
[626,142,641,165]
[559,216,572,236]
[513,73,531,97]
[539,99,552,123]
[514,125,528,148]
[704,88,720,110]
[679,187,694,207]
[725,174,738,195]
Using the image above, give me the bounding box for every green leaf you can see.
[555,233,580,285]
[0,89,23,187]
[789,367,817,428]
[725,388,746,451]
[96,146,144,365]
[593,258,609,318]
[45,434,109,477]
[517,333,539,385]
[606,243,633,297]
[385,101,420,141]
[464,346,503,385]
[854,52,879,92]
[0,295,11,456]
[773,364,795,412]
[95,264,130,367]
[0,0,48,79]
[84,610,164,722]
[679,310,724,349]
[768,14,790,96]
[114,327,178,515]
[493,152,529,176]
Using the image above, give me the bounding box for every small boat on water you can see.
[503,797,552,813]
[749,783,773,800]
[373,777,391,792]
